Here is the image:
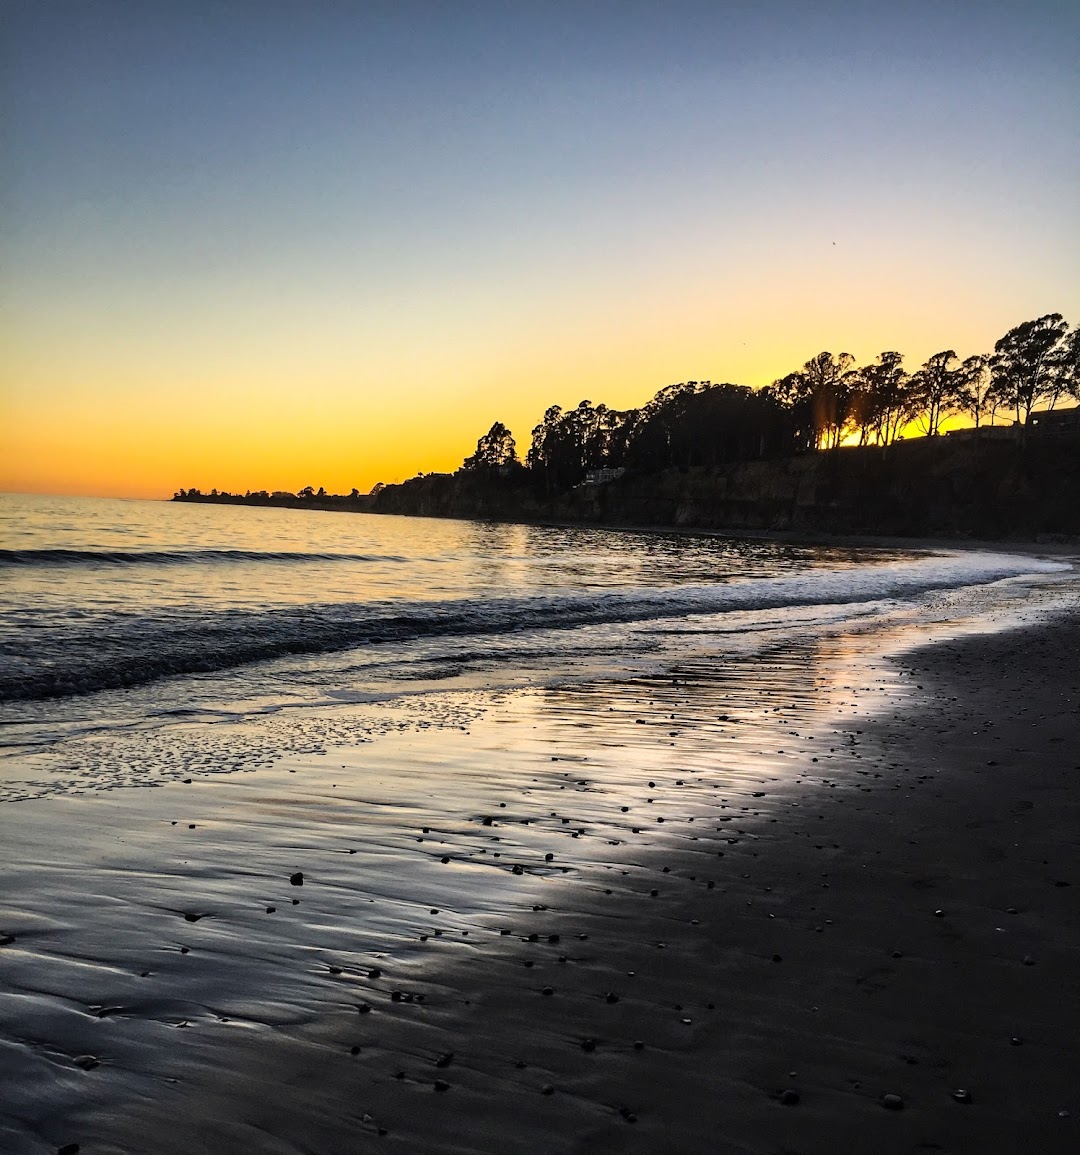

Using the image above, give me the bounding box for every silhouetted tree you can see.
[526,403,603,491]
[462,421,518,471]
[1050,323,1080,405]
[954,354,995,431]
[991,314,1069,427]
[768,372,816,452]
[771,352,854,448]
[846,352,910,445]
[909,350,963,436]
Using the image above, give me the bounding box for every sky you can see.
[2,1,1078,498]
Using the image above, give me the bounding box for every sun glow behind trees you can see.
[452,314,1079,495]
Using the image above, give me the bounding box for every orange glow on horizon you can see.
[6,287,1066,501]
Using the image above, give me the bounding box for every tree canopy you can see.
[440,312,1077,495]
[461,421,518,471]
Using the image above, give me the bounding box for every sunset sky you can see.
[3,1,1078,498]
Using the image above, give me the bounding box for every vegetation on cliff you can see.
[467,313,1078,492]
[174,312,1079,536]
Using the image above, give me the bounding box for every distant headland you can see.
[175,313,1080,540]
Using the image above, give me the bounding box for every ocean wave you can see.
[0,552,1066,703]
[0,548,409,568]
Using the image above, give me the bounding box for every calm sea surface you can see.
[0,492,1067,797]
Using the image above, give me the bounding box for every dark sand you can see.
[1,608,1078,1153]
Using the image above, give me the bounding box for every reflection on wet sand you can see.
[3,595,1078,1152]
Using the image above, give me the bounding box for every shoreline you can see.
[2,595,1078,1152]
[164,492,1080,554]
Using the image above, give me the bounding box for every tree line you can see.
[458,313,1078,491]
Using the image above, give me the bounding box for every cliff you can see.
[372,435,1080,540]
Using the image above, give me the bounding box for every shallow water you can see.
[0,493,1069,802]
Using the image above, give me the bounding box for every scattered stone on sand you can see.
[290,872,304,886]
[780,1089,800,1105]
[58,1145,80,1155]
[435,1052,454,1068]
[881,1093,904,1110]
[434,1079,450,1092]
[952,1089,973,1103]
[582,1038,597,1052]
[541,1083,554,1095]
[72,1056,98,1071]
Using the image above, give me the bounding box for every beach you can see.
[1,497,1078,1153]
[2,581,1077,1152]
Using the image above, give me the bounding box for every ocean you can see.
[0,491,1069,803]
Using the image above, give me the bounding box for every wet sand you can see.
[1,609,1078,1153]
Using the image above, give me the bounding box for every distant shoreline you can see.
[172,490,376,514]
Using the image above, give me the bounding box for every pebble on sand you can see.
[881,1093,904,1110]
[780,1089,800,1105]
[290,872,304,886]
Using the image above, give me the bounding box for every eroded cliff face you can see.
[373,436,1080,540]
